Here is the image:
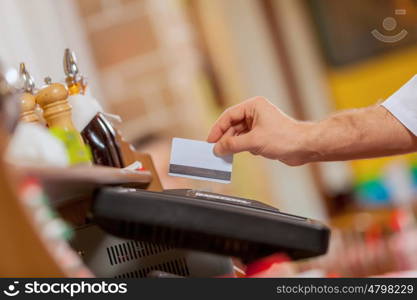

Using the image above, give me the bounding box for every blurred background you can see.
[2,0,417,276]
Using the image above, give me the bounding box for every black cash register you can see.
[92,188,330,262]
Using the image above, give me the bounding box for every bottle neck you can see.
[65,77,86,95]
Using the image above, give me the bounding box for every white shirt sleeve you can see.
[381,75,417,136]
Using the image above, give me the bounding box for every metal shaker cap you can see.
[63,48,79,79]
[19,63,35,93]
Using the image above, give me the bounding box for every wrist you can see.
[296,121,323,164]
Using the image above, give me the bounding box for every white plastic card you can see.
[168,138,233,184]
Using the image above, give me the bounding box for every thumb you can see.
[213,132,254,156]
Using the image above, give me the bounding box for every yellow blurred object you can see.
[329,46,417,109]
[66,81,82,96]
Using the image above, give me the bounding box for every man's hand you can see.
[208,97,417,165]
[207,97,313,166]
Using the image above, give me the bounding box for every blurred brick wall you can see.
[75,0,272,201]
[76,0,208,142]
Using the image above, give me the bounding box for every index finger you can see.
[207,103,247,143]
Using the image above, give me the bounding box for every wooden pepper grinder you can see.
[18,63,39,123]
[36,78,78,131]
[36,77,91,165]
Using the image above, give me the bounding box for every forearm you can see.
[301,105,417,163]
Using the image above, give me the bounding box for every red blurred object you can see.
[20,176,40,190]
[246,253,290,276]
[389,209,410,233]
[364,223,382,246]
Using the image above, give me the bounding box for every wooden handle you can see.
[116,133,163,191]
[19,92,39,123]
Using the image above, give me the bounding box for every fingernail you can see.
[213,144,223,156]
